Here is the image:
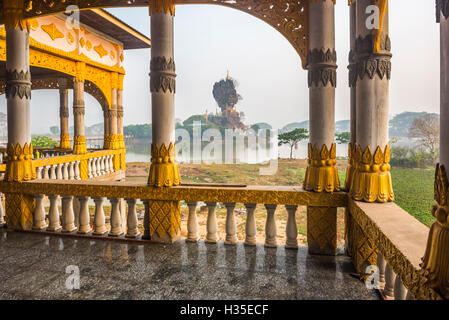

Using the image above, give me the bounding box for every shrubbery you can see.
[390,146,438,168]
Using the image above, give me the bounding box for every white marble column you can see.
[350,0,394,203]
[304,0,339,193]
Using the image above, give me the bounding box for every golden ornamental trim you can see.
[146,199,181,241]
[373,0,388,53]
[41,23,64,41]
[73,135,87,155]
[303,143,340,193]
[5,142,36,182]
[149,0,176,16]
[94,44,108,58]
[344,142,356,191]
[75,61,86,83]
[60,134,71,150]
[148,143,181,188]
[420,163,449,299]
[2,0,30,32]
[349,143,394,203]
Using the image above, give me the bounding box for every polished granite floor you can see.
[0,229,379,300]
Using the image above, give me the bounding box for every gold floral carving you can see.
[5,142,37,182]
[75,61,86,82]
[349,144,394,203]
[307,206,337,255]
[146,200,181,240]
[345,209,378,278]
[348,199,442,300]
[41,23,64,41]
[79,37,85,48]
[94,44,108,58]
[2,0,31,32]
[73,136,87,155]
[149,0,176,16]
[86,40,92,51]
[148,143,181,188]
[304,143,340,193]
[420,164,449,299]
[60,134,71,150]
[103,134,111,150]
[4,193,34,231]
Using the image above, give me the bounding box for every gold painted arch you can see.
[0,0,309,69]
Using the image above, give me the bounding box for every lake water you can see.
[124,138,351,163]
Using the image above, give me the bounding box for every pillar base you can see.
[307,206,337,255]
[344,143,356,191]
[303,144,340,193]
[103,134,111,150]
[6,143,36,182]
[144,199,181,243]
[5,193,35,231]
[73,136,87,155]
[148,143,181,187]
[349,144,394,203]
[60,134,71,150]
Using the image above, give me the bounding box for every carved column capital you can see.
[307,48,337,88]
[353,34,392,83]
[5,70,31,99]
[73,105,85,116]
[150,56,176,93]
[437,0,449,22]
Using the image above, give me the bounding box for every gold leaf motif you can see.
[86,40,92,51]
[304,143,340,193]
[94,44,108,58]
[79,37,85,48]
[67,32,74,44]
[41,23,64,41]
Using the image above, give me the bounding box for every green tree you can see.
[32,136,58,149]
[278,128,309,159]
[336,132,351,144]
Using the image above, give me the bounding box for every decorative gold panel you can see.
[1,0,309,69]
[41,23,64,41]
[307,206,337,255]
[304,143,340,193]
[147,199,181,240]
[5,193,34,231]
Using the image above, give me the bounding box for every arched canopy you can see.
[0,0,309,69]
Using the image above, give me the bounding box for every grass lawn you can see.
[391,168,435,227]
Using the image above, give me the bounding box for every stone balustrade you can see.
[0,178,444,300]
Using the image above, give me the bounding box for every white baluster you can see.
[61,195,77,233]
[96,158,101,176]
[91,158,97,177]
[244,203,257,246]
[383,264,397,299]
[186,201,199,242]
[56,163,63,180]
[0,193,5,227]
[125,198,141,238]
[93,197,107,235]
[206,202,218,243]
[75,161,81,180]
[104,156,110,173]
[68,162,75,180]
[62,163,69,180]
[50,165,57,180]
[36,167,43,180]
[109,198,123,236]
[43,166,50,179]
[264,204,277,248]
[394,277,408,300]
[47,195,62,232]
[377,253,387,290]
[285,205,298,249]
[77,196,91,234]
[109,155,114,172]
[32,194,47,230]
[88,159,93,178]
[100,157,106,174]
[224,203,238,245]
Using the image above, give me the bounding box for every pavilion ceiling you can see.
[0,0,309,69]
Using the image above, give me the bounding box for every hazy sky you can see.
[0,0,440,133]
